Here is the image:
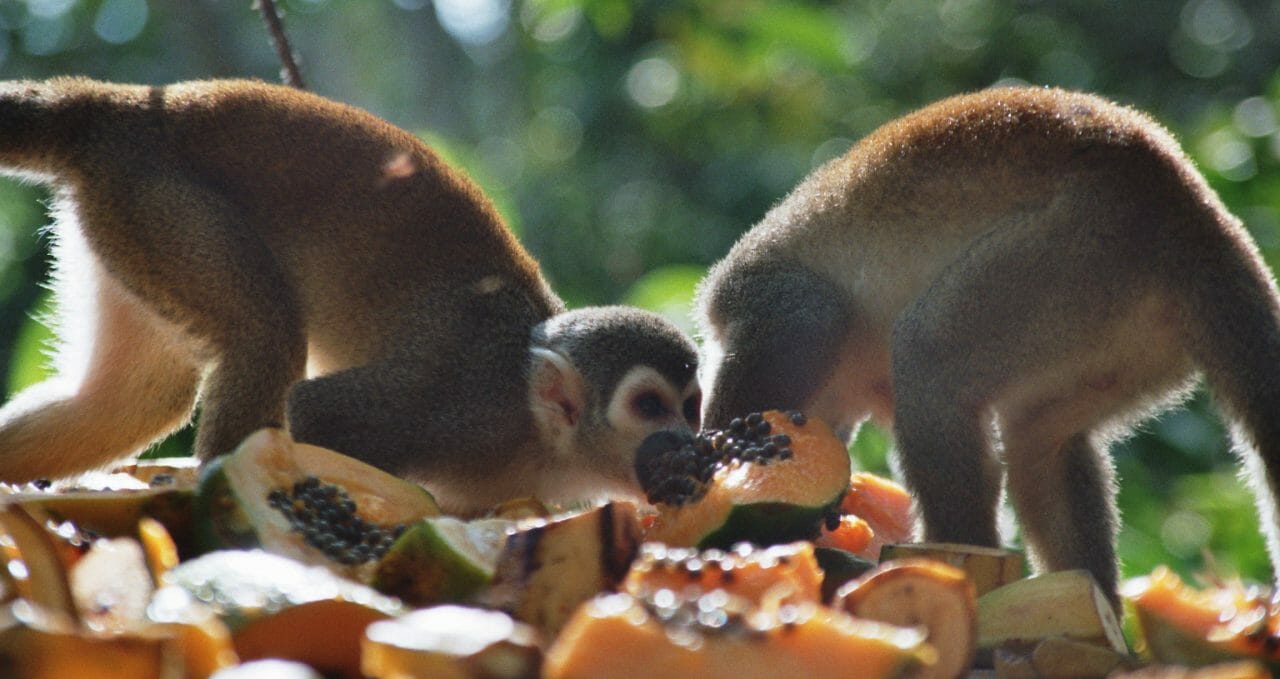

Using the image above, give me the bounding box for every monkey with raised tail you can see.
[0,77,700,514]
[697,86,1280,602]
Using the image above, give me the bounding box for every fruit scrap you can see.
[880,542,1024,597]
[991,635,1135,678]
[164,550,404,679]
[836,558,976,679]
[485,502,641,636]
[543,588,935,679]
[1110,660,1271,679]
[361,605,541,679]
[643,410,850,550]
[371,516,512,607]
[977,569,1128,656]
[623,541,823,606]
[815,514,875,558]
[1123,565,1280,668]
[0,600,171,679]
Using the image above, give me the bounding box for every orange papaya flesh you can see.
[193,429,440,581]
[234,599,391,679]
[623,541,823,605]
[1123,566,1280,668]
[163,550,403,677]
[815,514,876,558]
[644,411,850,549]
[544,589,934,679]
[840,472,914,545]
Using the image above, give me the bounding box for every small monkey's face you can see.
[588,365,701,493]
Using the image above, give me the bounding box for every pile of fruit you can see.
[0,412,1275,677]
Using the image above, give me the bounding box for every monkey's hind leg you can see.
[1177,231,1280,581]
[97,174,308,462]
[0,251,201,482]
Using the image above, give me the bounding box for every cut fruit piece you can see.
[815,514,875,557]
[193,429,440,580]
[361,605,541,679]
[840,472,914,544]
[644,411,850,549]
[623,541,823,605]
[1027,636,1134,678]
[836,559,976,679]
[543,589,935,679]
[139,517,181,581]
[486,502,641,636]
[69,537,154,632]
[1122,566,1280,668]
[18,488,196,558]
[164,550,403,679]
[147,585,239,678]
[371,516,512,607]
[0,600,172,679]
[1109,661,1271,679]
[977,569,1127,654]
[880,543,1024,597]
[0,504,79,620]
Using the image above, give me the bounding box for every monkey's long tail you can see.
[1178,215,1280,579]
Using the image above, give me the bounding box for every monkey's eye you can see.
[632,392,669,420]
[682,393,701,427]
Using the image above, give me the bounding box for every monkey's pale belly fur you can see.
[698,86,1280,603]
[0,77,700,515]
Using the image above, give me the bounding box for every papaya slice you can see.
[361,606,541,679]
[543,589,935,679]
[623,541,823,606]
[0,600,171,679]
[163,550,404,679]
[194,429,440,581]
[1123,566,1280,668]
[643,410,850,549]
[841,473,912,538]
[816,514,876,557]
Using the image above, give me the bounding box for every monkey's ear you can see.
[529,348,588,434]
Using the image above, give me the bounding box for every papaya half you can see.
[641,410,850,549]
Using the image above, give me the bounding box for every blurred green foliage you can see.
[1,0,1279,584]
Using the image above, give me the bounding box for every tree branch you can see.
[255,0,306,90]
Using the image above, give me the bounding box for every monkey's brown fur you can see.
[698,87,1280,601]
[0,78,699,513]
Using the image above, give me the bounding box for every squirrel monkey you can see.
[0,77,700,513]
[698,86,1280,601]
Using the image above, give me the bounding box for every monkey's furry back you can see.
[0,78,571,481]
